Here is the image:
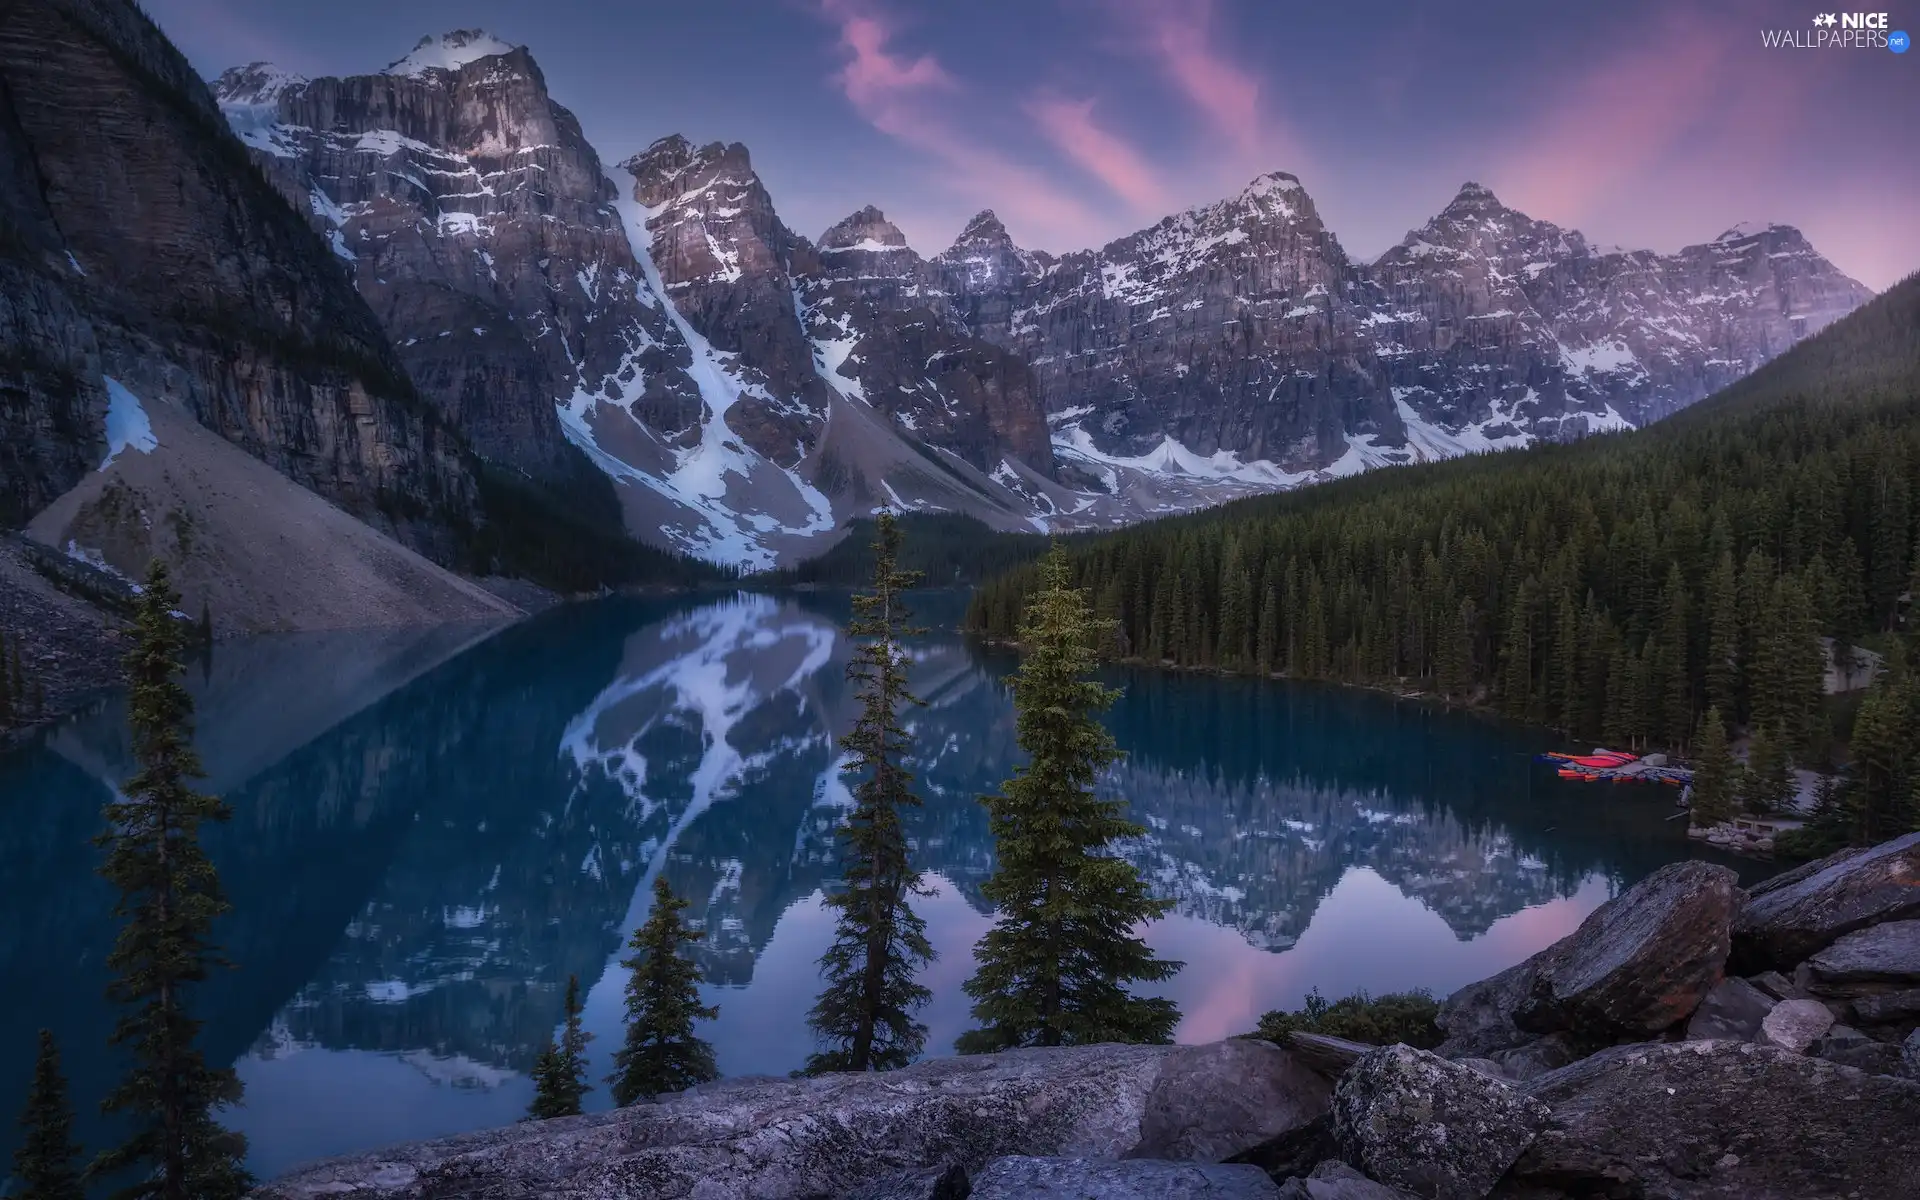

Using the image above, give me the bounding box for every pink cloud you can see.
[1105,0,1263,153]
[1489,11,1747,228]
[815,0,1101,246]
[1027,95,1169,213]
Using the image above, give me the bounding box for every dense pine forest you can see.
[968,275,1920,839]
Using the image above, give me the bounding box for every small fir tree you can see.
[1688,708,1737,828]
[1738,723,1796,815]
[527,974,593,1119]
[608,877,718,1106]
[14,1029,84,1200]
[93,559,250,1200]
[803,511,935,1074]
[957,547,1181,1053]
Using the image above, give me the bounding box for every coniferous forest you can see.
[968,275,1920,845]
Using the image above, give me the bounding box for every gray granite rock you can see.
[1484,1033,1577,1082]
[1684,975,1777,1041]
[1274,1160,1418,1199]
[1809,1025,1905,1075]
[1437,862,1739,1057]
[1731,832,1920,973]
[969,1156,1280,1199]
[1905,1028,1920,1079]
[1850,986,1920,1024]
[1514,1040,1920,1198]
[1332,1045,1550,1200]
[1137,1036,1332,1162]
[251,1040,1328,1199]
[1757,997,1834,1052]
[1802,918,1920,989]
[838,1163,969,1200]
[1282,1032,1371,1077]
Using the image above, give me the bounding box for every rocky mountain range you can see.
[205,28,1873,569]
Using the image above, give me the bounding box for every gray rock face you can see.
[1905,1028,1920,1078]
[969,1156,1281,1199]
[252,1041,1329,1199]
[1756,997,1834,1052]
[1331,1045,1550,1200]
[1275,1160,1418,1200]
[1851,986,1920,1024]
[1684,976,1777,1042]
[1809,1025,1905,1075]
[1483,1034,1576,1083]
[839,1163,969,1200]
[1135,1037,1332,1163]
[1437,861,1739,1056]
[1514,1040,1920,1199]
[1731,832,1920,973]
[1802,918,1920,988]
[4,0,476,558]
[1280,1032,1371,1077]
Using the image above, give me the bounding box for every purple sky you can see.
[148,0,1917,288]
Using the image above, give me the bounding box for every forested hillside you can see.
[969,274,1920,838]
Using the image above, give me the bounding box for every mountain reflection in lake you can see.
[0,592,1770,1180]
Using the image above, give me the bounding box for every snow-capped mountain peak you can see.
[384,30,518,78]
[1715,220,1791,244]
[210,62,308,105]
[1235,171,1306,217]
[819,205,911,253]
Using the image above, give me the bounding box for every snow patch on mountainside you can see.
[552,182,835,570]
[101,377,158,469]
[385,30,516,78]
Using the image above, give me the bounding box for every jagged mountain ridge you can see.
[210,29,1872,568]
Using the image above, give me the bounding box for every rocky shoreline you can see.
[251,832,1920,1199]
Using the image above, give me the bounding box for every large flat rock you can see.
[1683,976,1776,1042]
[1510,1040,1920,1198]
[1802,918,1920,988]
[1731,833,1920,973]
[251,1041,1330,1199]
[969,1156,1281,1199]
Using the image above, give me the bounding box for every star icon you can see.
[1813,12,1837,26]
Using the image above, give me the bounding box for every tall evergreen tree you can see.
[804,511,935,1075]
[527,974,592,1119]
[1739,724,1796,815]
[958,547,1180,1053]
[609,877,718,1106]
[93,560,249,1200]
[14,1030,84,1200]
[1688,709,1737,829]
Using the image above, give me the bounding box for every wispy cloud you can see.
[1102,0,1264,153]
[1027,94,1169,213]
[815,0,1100,246]
[1489,11,1739,226]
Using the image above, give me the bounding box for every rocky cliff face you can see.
[0,0,477,558]
[938,178,1872,484]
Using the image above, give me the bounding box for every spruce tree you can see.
[527,974,592,1119]
[14,1029,84,1200]
[93,559,250,1200]
[958,547,1180,1053]
[1739,724,1796,815]
[608,877,718,1106]
[1688,709,1737,829]
[803,511,935,1075]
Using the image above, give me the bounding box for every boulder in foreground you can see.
[1512,1040,1920,1198]
[1437,861,1738,1056]
[1731,833,1920,973]
[969,1156,1281,1199]
[1332,1045,1550,1200]
[251,1041,1331,1199]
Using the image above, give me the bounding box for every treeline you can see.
[760,512,1050,588]
[968,275,1920,843]
[0,627,44,728]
